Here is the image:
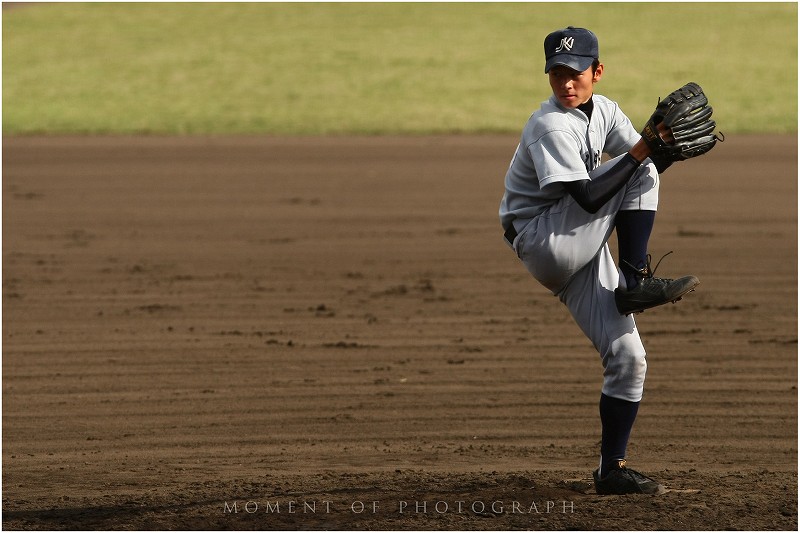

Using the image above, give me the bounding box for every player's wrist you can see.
[628,141,650,164]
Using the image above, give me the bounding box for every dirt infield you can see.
[3,134,797,530]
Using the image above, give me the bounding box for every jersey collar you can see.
[549,94,593,122]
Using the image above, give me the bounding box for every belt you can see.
[503,223,518,246]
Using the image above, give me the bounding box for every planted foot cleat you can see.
[593,460,665,495]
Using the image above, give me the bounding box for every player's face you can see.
[548,64,603,109]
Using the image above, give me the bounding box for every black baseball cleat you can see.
[615,252,699,316]
[593,460,665,495]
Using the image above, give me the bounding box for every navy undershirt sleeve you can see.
[563,153,641,214]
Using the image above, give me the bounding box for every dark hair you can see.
[592,58,601,73]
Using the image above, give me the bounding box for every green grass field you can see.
[3,2,797,135]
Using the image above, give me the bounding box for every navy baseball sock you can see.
[599,393,640,478]
[615,210,656,289]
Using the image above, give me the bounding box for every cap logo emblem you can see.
[554,36,574,53]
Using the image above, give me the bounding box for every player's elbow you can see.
[575,197,603,214]
[564,180,604,214]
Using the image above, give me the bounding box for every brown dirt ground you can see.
[2,134,797,530]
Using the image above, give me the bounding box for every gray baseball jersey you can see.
[499,93,661,402]
[499,93,639,228]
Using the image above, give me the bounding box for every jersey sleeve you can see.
[529,130,590,189]
[604,103,641,157]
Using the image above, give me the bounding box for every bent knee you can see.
[602,346,647,402]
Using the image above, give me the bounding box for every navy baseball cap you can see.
[544,26,599,73]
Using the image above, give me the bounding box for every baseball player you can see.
[499,27,719,494]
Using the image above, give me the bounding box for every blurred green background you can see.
[3,2,797,135]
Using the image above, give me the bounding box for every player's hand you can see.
[656,122,674,144]
[641,82,721,162]
[629,123,674,167]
